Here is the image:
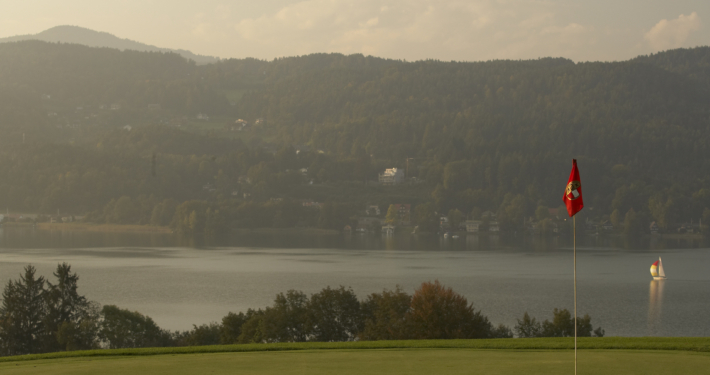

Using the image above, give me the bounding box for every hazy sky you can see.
[2,0,709,62]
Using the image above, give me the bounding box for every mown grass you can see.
[2,347,710,375]
[2,337,709,363]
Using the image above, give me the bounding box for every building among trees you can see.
[378,168,404,185]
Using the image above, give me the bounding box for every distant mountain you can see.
[0,25,218,64]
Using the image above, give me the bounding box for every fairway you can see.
[1,349,709,375]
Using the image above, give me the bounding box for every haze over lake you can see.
[1,227,708,337]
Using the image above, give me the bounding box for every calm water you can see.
[0,226,709,337]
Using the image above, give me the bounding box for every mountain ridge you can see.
[0,25,219,65]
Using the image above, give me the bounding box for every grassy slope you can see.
[2,348,709,375]
[2,337,709,363]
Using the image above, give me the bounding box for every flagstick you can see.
[573,215,577,375]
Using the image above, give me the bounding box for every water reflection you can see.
[648,280,665,334]
[0,226,708,251]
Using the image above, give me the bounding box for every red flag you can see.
[563,159,584,217]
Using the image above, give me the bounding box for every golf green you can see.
[1,348,708,375]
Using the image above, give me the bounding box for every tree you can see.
[56,302,101,351]
[360,287,411,340]
[447,209,464,230]
[44,263,89,352]
[648,194,671,229]
[307,286,361,342]
[317,202,354,230]
[540,308,574,337]
[497,193,527,231]
[610,209,621,229]
[99,305,171,349]
[171,200,209,235]
[237,310,266,344]
[539,308,600,337]
[260,290,310,343]
[0,265,47,355]
[535,206,550,221]
[110,196,137,224]
[385,204,398,225]
[182,323,221,346]
[514,312,542,338]
[404,280,495,339]
[623,208,644,235]
[443,161,470,191]
[414,203,439,233]
[220,309,259,344]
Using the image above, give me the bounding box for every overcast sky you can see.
[1,0,709,62]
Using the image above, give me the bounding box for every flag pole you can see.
[574,215,577,375]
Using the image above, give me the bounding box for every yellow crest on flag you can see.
[566,180,581,200]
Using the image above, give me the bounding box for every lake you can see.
[1,226,709,337]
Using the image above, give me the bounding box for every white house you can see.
[378,168,405,185]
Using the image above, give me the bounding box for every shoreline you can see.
[28,223,339,236]
[230,227,340,236]
[35,222,173,234]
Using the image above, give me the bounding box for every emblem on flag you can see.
[566,180,581,200]
[563,160,584,217]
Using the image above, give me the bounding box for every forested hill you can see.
[1,41,710,231]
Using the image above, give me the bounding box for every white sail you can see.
[658,257,666,278]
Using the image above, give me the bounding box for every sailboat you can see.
[650,257,666,280]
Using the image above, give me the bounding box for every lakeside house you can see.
[465,219,500,233]
[378,168,404,185]
[382,224,395,235]
[466,220,482,233]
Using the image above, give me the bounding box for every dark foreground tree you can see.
[44,263,92,352]
[260,290,310,343]
[56,302,101,351]
[220,309,261,344]
[175,322,221,346]
[236,309,266,344]
[308,286,361,342]
[0,265,47,356]
[404,280,497,339]
[516,308,604,338]
[99,305,172,348]
[515,312,542,338]
[360,286,411,340]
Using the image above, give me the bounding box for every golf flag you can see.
[563,159,584,217]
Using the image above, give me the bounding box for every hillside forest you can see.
[1,41,710,235]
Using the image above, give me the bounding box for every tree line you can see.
[0,264,603,356]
